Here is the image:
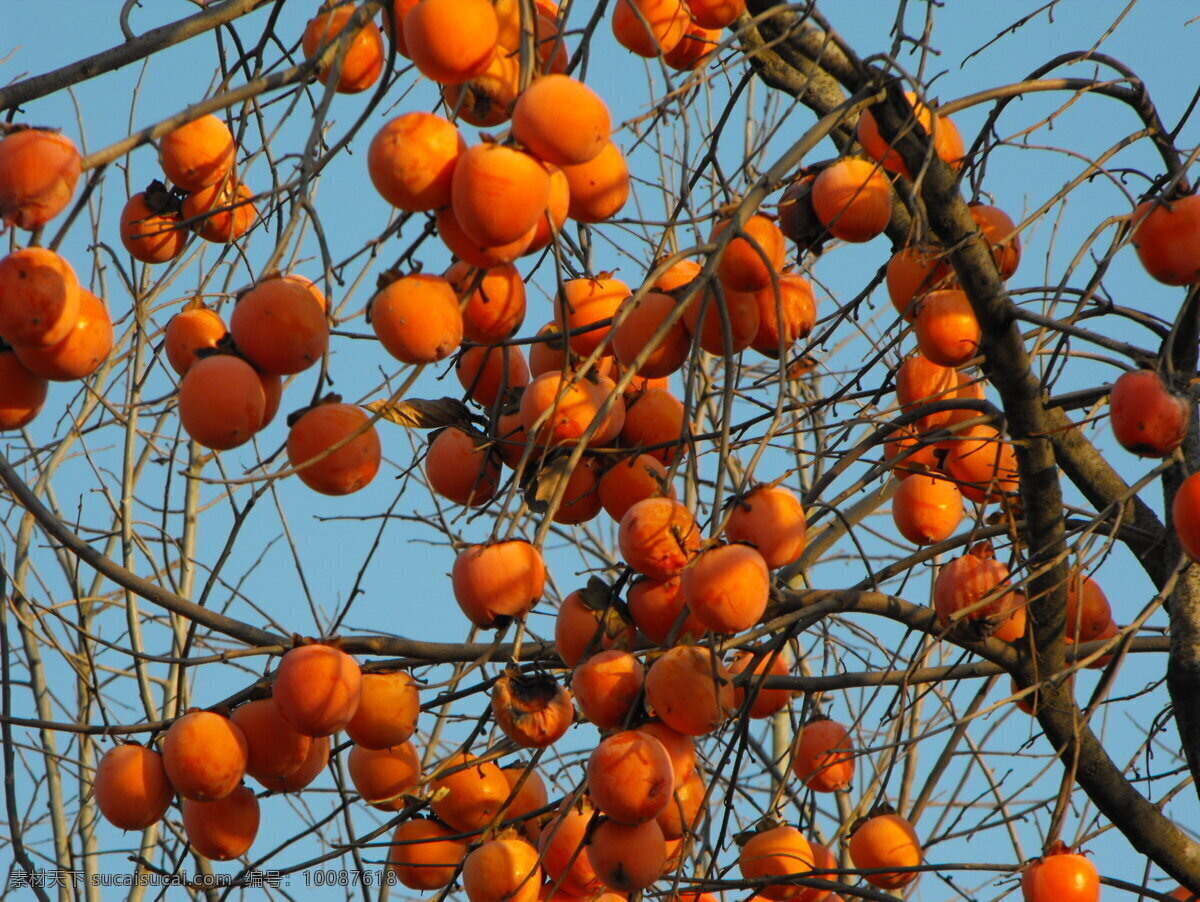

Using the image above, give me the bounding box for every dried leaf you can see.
[364,397,471,429]
[525,454,574,515]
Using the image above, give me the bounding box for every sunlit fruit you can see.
[93,743,175,831]
[271,643,362,737]
[1109,369,1189,457]
[681,543,770,634]
[231,699,312,789]
[560,139,629,223]
[644,644,735,736]
[348,740,420,811]
[345,670,420,750]
[426,425,503,506]
[302,5,385,94]
[463,836,542,902]
[572,648,644,730]
[737,824,815,901]
[181,784,259,861]
[161,709,248,801]
[368,112,466,211]
[491,669,574,748]
[120,188,187,263]
[430,752,511,833]
[158,115,234,191]
[13,288,111,381]
[389,818,467,891]
[587,730,674,824]
[0,127,81,229]
[811,158,891,243]
[586,817,667,892]
[711,214,786,292]
[1020,841,1099,902]
[791,717,854,793]
[452,540,546,628]
[619,497,700,580]
[177,354,266,450]
[891,471,963,545]
[1132,194,1200,286]
[725,484,807,569]
[404,0,499,84]
[370,273,463,364]
[848,811,922,889]
[230,276,328,375]
[0,246,80,348]
[286,402,381,496]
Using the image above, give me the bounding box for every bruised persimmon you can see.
[446,260,526,345]
[271,643,363,737]
[177,355,266,450]
[724,484,807,569]
[259,735,329,792]
[463,836,543,902]
[688,0,745,27]
[554,588,635,667]
[346,671,420,750]
[587,730,675,824]
[621,387,688,464]
[619,497,700,580]
[644,645,735,736]
[230,699,312,789]
[14,289,112,382]
[1132,194,1200,286]
[430,752,512,833]
[370,273,463,364]
[389,818,467,891]
[539,803,605,896]
[886,245,956,321]
[0,352,48,431]
[738,824,815,901]
[682,284,761,355]
[348,740,421,811]
[302,5,385,94]
[599,454,674,523]
[572,648,644,730]
[730,648,792,719]
[443,53,520,127]
[627,575,707,644]
[891,471,963,545]
[0,247,81,348]
[161,710,248,802]
[811,158,892,243]
[791,717,854,793]
[914,289,980,367]
[1109,368,1189,457]
[231,276,328,375]
[848,812,922,889]
[711,214,786,292]
[368,112,466,211]
[452,540,546,628]
[453,143,550,248]
[0,128,81,230]
[969,203,1021,279]
[164,304,227,375]
[456,344,530,407]
[492,669,574,748]
[561,139,629,223]
[159,115,234,191]
[287,402,381,495]
[120,190,186,263]
[513,75,610,167]
[182,179,256,243]
[405,0,499,84]
[181,784,259,861]
[681,543,770,634]
[611,0,689,57]
[94,743,175,831]
[588,818,667,892]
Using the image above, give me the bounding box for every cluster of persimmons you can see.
[4,0,1200,900]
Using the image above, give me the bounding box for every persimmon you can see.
[232,277,328,374]
[513,75,610,166]
[287,402,381,495]
[730,648,791,719]
[348,740,421,811]
[554,589,634,668]
[681,543,770,634]
[345,670,420,750]
[610,292,688,378]
[560,139,629,223]
[161,710,248,802]
[945,369,987,427]
[500,766,549,838]
[1173,472,1200,562]
[895,353,958,433]
[811,158,892,243]
[259,735,329,792]
[619,497,700,580]
[551,456,604,524]
[0,247,80,348]
[492,670,574,748]
[525,164,571,254]
[520,371,605,446]
[446,261,526,345]
[611,0,689,57]
[539,803,604,896]
[453,540,546,628]
[791,718,854,793]
[230,699,312,788]
[388,0,421,55]
[798,842,839,902]
[444,53,521,127]
[182,178,256,242]
[591,374,628,444]
[572,648,644,730]
[621,387,688,465]
[914,289,980,367]
[463,836,543,902]
[856,91,964,179]
[738,824,815,901]
[587,818,667,892]
[725,485,807,569]
[271,644,362,737]
[682,284,761,355]
[711,214,786,292]
[457,344,531,407]
[663,22,721,70]
[1065,574,1113,644]
[120,190,187,263]
[0,128,81,229]
[969,203,1021,279]
[991,595,1027,643]
[884,425,940,478]
[530,320,590,377]
[886,245,955,321]
[370,273,463,364]
[495,3,570,74]
[777,174,822,250]
[94,743,175,831]
[587,730,674,824]
[453,143,550,248]
[891,472,963,545]
[368,112,466,211]
[636,721,696,786]
[426,425,503,506]
[933,545,1013,629]
[164,304,227,375]
[430,752,512,833]
[644,644,735,736]
[1109,369,1189,457]
[1081,618,1120,669]
[14,289,111,382]
[750,273,817,357]
[389,818,467,890]
[943,424,1018,503]
[302,5,385,93]
[158,115,234,191]
[404,0,498,84]
[554,277,630,357]
[847,811,922,889]
[493,405,530,468]
[177,354,266,450]
[654,258,702,293]
[656,766,705,840]
[599,454,675,523]
[181,784,259,861]
[0,352,48,431]
[1132,194,1200,286]
[688,0,746,28]
[1020,841,1099,902]
[627,575,707,644]
[437,204,535,267]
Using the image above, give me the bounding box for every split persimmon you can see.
[491,669,574,748]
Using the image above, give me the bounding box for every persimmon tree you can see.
[1,2,1199,900]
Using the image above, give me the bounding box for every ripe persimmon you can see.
[551,456,605,524]
[259,735,329,792]
[94,743,175,831]
[599,454,675,523]
[619,497,700,579]
[621,387,688,464]
[969,203,1021,279]
[800,842,839,902]
[302,5,385,93]
[688,0,745,28]
[0,352,48,431]
[120,190,186,263]
[750,273,817,357]
[177,355,267,450]
[348,740,421,811]
[682,285,761,355]
[0,128,81,229]
[492,669,574,748]
[711,214,786,292]
[231,277,328,375]
[456,344,530,407]
[513,75,610,166]
[886,245,955,321]
[453,143,550,247]
[1173,472,1200,561]
[895,353,958,433]
[161,710,248,801]
[884,425,940,478]
[230,699,312,789]
[430,752,511,833]
[1065,574,1113,643]
[636,721,695,784]
[1132,194,1200,286]
[681,543,770,634]
[345,671,419,751]
[655,766,705,840]
[664,22,721,70]
[539,803,604,897]
[791,717,854,792]
[891,472,963,545]
[437,204,535,267]
[738,824,816,901]
[857,91,964,179]
[587,818,668,892]
[370,273,463,364]
[572,648,644,730]
[492,406,530,468]
[463,836,543,902]
[452,540,546,628]
[427,426,504,506]
[654,258,702,293]
[500,766,548,839]
[182,179,256,243]
[389,818,467,891]
[443,53,520,127]
[933,545,1012,629]
[560,139,629,223]
[181,784,259,861]
[524,164,571,254]
[272,644,362,737]
[159,115,234,192]
[611,0,689,57]
[588,730,675,824]
[942,424,1018,503]
[404,0,499,84]
[725,485,807,569]
[555,276,630,357]
[14,289,112,382]
[644,644,735,735]
[914,289,980,367]
[287,402,381,495]
[368,112,466,211]
[627,575,707,644]
[164,304,227,375]
[446,260,526,345]
[0,247,81,348]
[811,158,892,243]
[1109,369,1189,457]
[1020,841,1099,902]
[848,812,922,889]
[520,371,605,446]
[554,588,634,667]
[730,648,792,719]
